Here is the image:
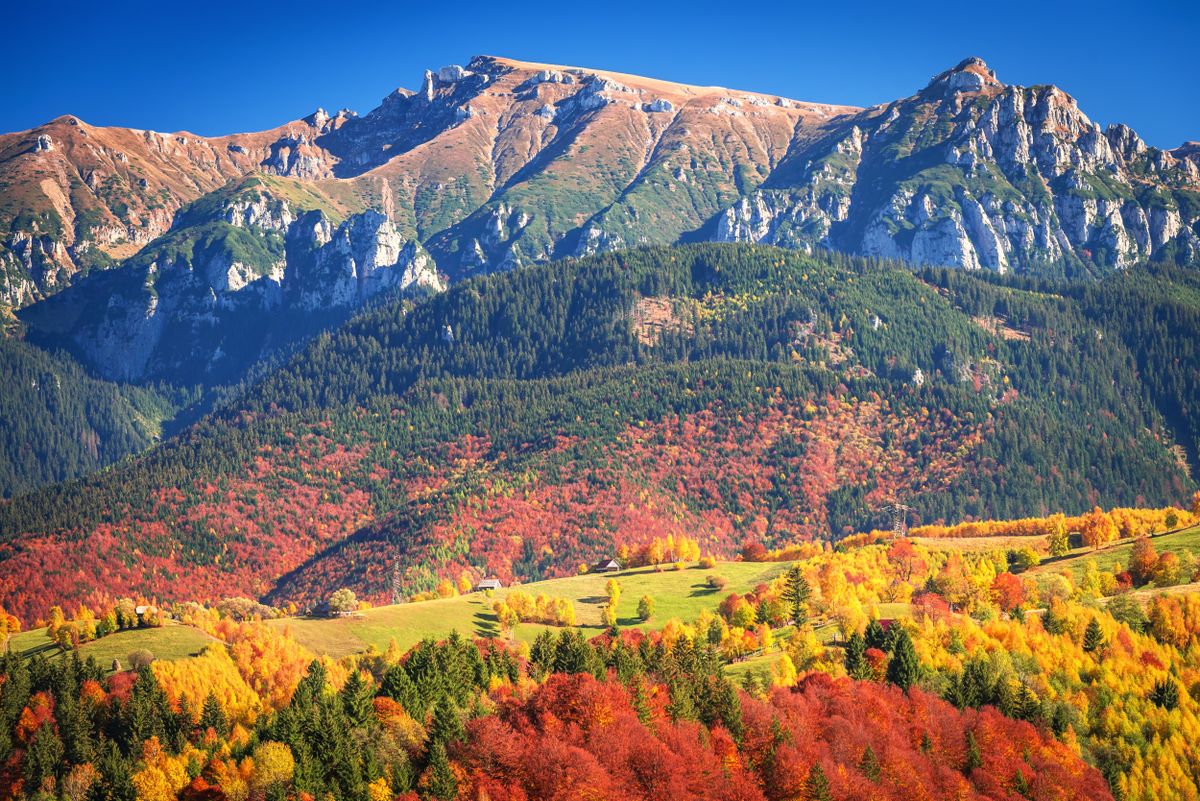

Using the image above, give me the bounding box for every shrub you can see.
[707,575,728,590]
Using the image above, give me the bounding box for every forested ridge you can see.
[0,339,196,498]
[0,244,1196,621]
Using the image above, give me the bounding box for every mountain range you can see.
[0,56,1198,619]
[5,56,1199,331]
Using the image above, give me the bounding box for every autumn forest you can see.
[3,243,1200,801]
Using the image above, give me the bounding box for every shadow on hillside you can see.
[472,610,499,638]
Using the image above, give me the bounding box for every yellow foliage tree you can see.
[250,741,295,792]
[153,643,263,726]
[131,737,190,801]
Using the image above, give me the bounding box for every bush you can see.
[699,555,717,569]
[637,595,655,621]
[707,575,728,590]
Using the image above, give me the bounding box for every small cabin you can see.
[476,577,503,592]
[592,559,621,573]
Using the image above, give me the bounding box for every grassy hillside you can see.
[1029,523,1200,581]
[271,560,790,657]
[7,621,214,666]
[5,559,910,667]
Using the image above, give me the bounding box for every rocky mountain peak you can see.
[927,56,1002,96]
[1105,123,1148,161]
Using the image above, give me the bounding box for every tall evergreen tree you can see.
[864,618,889,652]
[859,746,880,782]
[429,696,465,746]
[844,633,868,680]
[424,742,458,801]
[23,723,63,790]
[200,692,229,737]
[783,565,812,629]
[806,763,832,801]
[1082,618,1105,653]
[964,730,983,774]
[1151,678,1180,710]
[887,630,920,692]
[341,669,374,727]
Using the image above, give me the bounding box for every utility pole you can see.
[878,502,911,538]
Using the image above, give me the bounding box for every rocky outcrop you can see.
[710,58,1200,273]
[295,210,443,310]
[19,187,444,382]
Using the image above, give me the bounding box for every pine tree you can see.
[1013,769,1031,798]
[56,692,94,766]
[844,632,867,679]
[859,746,880,782]
[293,660,328,706]
[381,663,419,713]
[806,763,832,801]
[667,678,698,722]
[424,742,458,801]
[429,696,465,745]
[529,630,556,680]
[887,629,920,692]
[784,565,811,628]
[1015,682,1038,722]
[553,630,595,675]
[1082,618,1105,653]
[200,692,229,737]
[864,618,888,651]
[964,730,983,774]
[121,665,169,750]
[96,738,136,801]
[630,676,652,725]
[24,723,64,790]
[341,669,374,727]
[710,675,743,741]
[1151,678,1180,710]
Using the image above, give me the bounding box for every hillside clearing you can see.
[1029,525,1200,581]
[7,622,215,669]
[271,561,792,658]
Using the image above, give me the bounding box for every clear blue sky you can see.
[7,0,1198,148]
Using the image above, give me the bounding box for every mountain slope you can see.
[718,58,1200,274]
[0,110,359,307]
[0,337,194,496]
[18,175,442,383]
[0,244,1192,622]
